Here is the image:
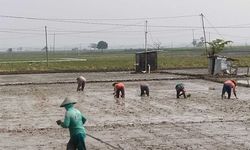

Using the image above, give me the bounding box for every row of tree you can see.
[93,39,231,55]
[91,39,231,56]
[7,38,231,56]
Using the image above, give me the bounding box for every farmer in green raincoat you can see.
[56,97,87,150]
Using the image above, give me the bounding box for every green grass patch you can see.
[0,48,249,73]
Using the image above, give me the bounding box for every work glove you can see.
[56,120,62,125]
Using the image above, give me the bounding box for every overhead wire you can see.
[0,14,208,29]
[0,30,43,35]
[203,15,224,39]
[0,15,152,28]
[208,31,250,39]
[1,14,250,47]
[2,14,250,38]
[0,14,198,21]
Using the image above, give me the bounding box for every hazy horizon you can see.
[1,0,250,51]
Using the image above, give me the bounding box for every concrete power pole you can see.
[53,33,55,53]
[144,20,148,72]
[45,26,49,67]
[200,13,208,55]
[192,29,195,47]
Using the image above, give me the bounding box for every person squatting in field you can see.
[56,97,87,150]
[221,79,238,99]
[140,83,149,96]
[112,82,125,98]
[76,76,86,91]
[175,83,186,98]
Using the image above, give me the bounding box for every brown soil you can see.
[0,71,250,150]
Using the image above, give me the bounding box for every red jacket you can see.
[115,83,125,90]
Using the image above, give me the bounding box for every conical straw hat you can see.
[60,97,77,107]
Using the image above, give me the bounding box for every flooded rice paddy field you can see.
[0,72,250,150]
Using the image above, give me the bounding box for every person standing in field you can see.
[221,79,238,99]
[76,76,86,91]
[112,82,125,98]
[56,97,87,150]
[140,83,149,96]
[175,83,187,99]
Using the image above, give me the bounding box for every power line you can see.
[0,28,206,36]
[0,14,208,29]
[208,31,250,39]
[1,14,250,30]
[0,35,42,40]
[1,14,250,48]
[0,15,145,27]
[2,14,250,30]
[0,30,43,35]
[203,16,224,39]
[0,27,42,31]
[0,14,198,21]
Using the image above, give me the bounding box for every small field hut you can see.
[208,55,238,75]
[135,51,157,73]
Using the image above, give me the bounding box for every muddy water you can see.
[1,73,250,149]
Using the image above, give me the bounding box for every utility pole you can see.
[144,20,148,72]
[192,29,195,47]
[53,33,55,53]
[209,32,211,42]
[200,13,208,55]
[45,26,49,67]
[192,29,195,40]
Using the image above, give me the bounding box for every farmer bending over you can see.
[140,83,149,96]
[112,82,125,98]
[175,83,186,98]
[221,79,238,99]
[76,76,86,91]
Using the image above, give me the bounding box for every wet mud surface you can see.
[1,71,250,149]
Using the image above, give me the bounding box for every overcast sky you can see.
[0,0,250,50]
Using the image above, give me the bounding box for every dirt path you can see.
[0,72,250,149]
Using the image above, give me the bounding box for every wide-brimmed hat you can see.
[60,97,77,107]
